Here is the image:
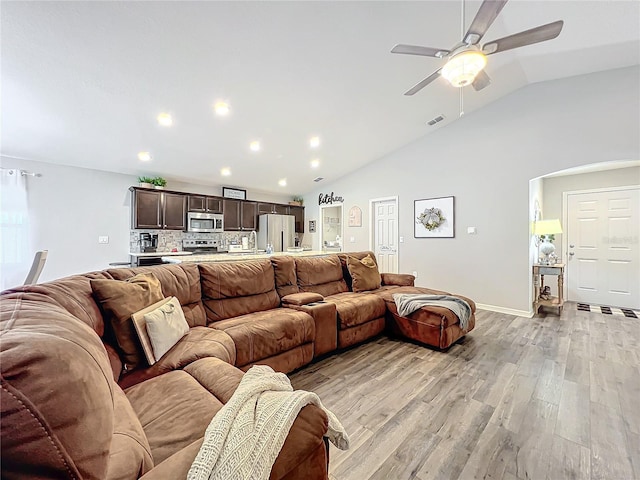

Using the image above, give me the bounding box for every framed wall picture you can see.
[222,187,247,200]
[348,205,362,227]
[309,220,317,233]
[414,196,455,238]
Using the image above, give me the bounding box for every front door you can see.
[371,198,398,273]
[566,186,640,309]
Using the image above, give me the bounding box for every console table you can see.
[533,263,565,315]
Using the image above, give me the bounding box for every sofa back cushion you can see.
[271,256,299,297]
[0,296,125,479]
[2,271,114,337]
[346,254,382,292]
[199,260,280,322]
[338,251,378,291]
[107,264,207,328]
[295,255,348,297]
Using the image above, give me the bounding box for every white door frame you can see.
[562,184,640,302]
[369,195,399,257]
[319,203,344,251]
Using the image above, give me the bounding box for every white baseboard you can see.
[476,303,534,318]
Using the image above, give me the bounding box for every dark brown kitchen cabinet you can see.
[131,188,186,230]
[290,206,305,233]
[163,193,187,230]
[223,199,257,231]
[188,195,223,213]
[258,202,289,215]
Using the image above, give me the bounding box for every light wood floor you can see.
[289,305,640,480]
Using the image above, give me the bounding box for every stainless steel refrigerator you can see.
[257,214,295,252]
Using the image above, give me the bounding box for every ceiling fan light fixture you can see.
[441,49,487,87]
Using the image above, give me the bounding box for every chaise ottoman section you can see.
[210,309,315,372]
[374,286,476,349]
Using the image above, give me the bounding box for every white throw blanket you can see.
[187,365,349,480]
[393,293,472,331]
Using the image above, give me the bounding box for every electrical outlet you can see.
[98,236,109,244]
[400,236,404,243]
[349,236,355,243]
[412,271,418,278]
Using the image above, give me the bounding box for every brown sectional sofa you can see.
[0,251,475,479]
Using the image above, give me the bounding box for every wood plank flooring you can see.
[289,304,640,480]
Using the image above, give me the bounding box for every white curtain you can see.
[0,169,31,290]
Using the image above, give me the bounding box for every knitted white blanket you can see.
[187,365,350,480]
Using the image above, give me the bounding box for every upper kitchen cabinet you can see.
[258,202,289,215]
[188,195,223,213]
[224,199,258,231]
[290,206,305,233]
[130,188,186,230]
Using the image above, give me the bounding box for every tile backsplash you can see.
[130,230,254,253]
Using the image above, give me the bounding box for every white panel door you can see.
[566,187,640,308]
[372,199,398,273]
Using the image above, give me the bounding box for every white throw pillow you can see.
[143,296,189,361]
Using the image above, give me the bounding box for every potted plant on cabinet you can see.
[151,177,167,190]
[138,176,154,188]
[289,195,304,206]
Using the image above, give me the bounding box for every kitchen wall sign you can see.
[318,192,344,205]
[222,187,247,200]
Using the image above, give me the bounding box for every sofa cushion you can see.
[125,370,223,465]
[118,327,236,390]
[107,264,207,328]
[271,256,299,297]
[199,260,280,322]
[1,297,116,479]
[210,308,315,367]
[338,251,377,291]
[325,291,386,329]
[295,255,348,296]
[346,254,382,292]
[91,273,164,369]
[106,385,154,480]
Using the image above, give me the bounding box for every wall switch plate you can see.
[400,236,404,243]
[349,236,355,243]
[98,236,109,244]
[412,271,418,278]
[467,227,477,235]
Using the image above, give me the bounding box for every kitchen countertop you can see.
[162,250,328,264]
[129,251,194,257]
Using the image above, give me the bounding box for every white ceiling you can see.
[2,1,639,195]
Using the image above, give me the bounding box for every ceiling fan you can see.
[391,0,564,95]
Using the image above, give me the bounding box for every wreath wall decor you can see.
[414,196,455,238]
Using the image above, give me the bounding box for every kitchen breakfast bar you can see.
[161,250,328,264]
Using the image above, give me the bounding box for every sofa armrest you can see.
[282,292,324,306]
[119,327,236,389]
[286,302,337,357]
[381,273,415,287]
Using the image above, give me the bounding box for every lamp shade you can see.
[533,219,563,235]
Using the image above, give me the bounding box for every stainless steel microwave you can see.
[187,212,224,233]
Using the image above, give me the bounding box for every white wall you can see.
[302,66,640,314]
[0,156,290,284]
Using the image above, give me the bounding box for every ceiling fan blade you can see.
[472,70,491,91]
[391,44,449,58]
[463,0,509,45]
[404,69,442,96]
[482,20,564,55]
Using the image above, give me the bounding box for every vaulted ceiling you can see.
[2,1,639,194]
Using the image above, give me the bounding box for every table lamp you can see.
[533,219,563,265]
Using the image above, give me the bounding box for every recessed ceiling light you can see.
[309,136,320,148]
[220,167,231,176]
[278,178,287,187]
[250,140,261,152]
[157,113,173,126]
[310,158,320,168]
[137,151,152,162]
[214,101,230,116]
